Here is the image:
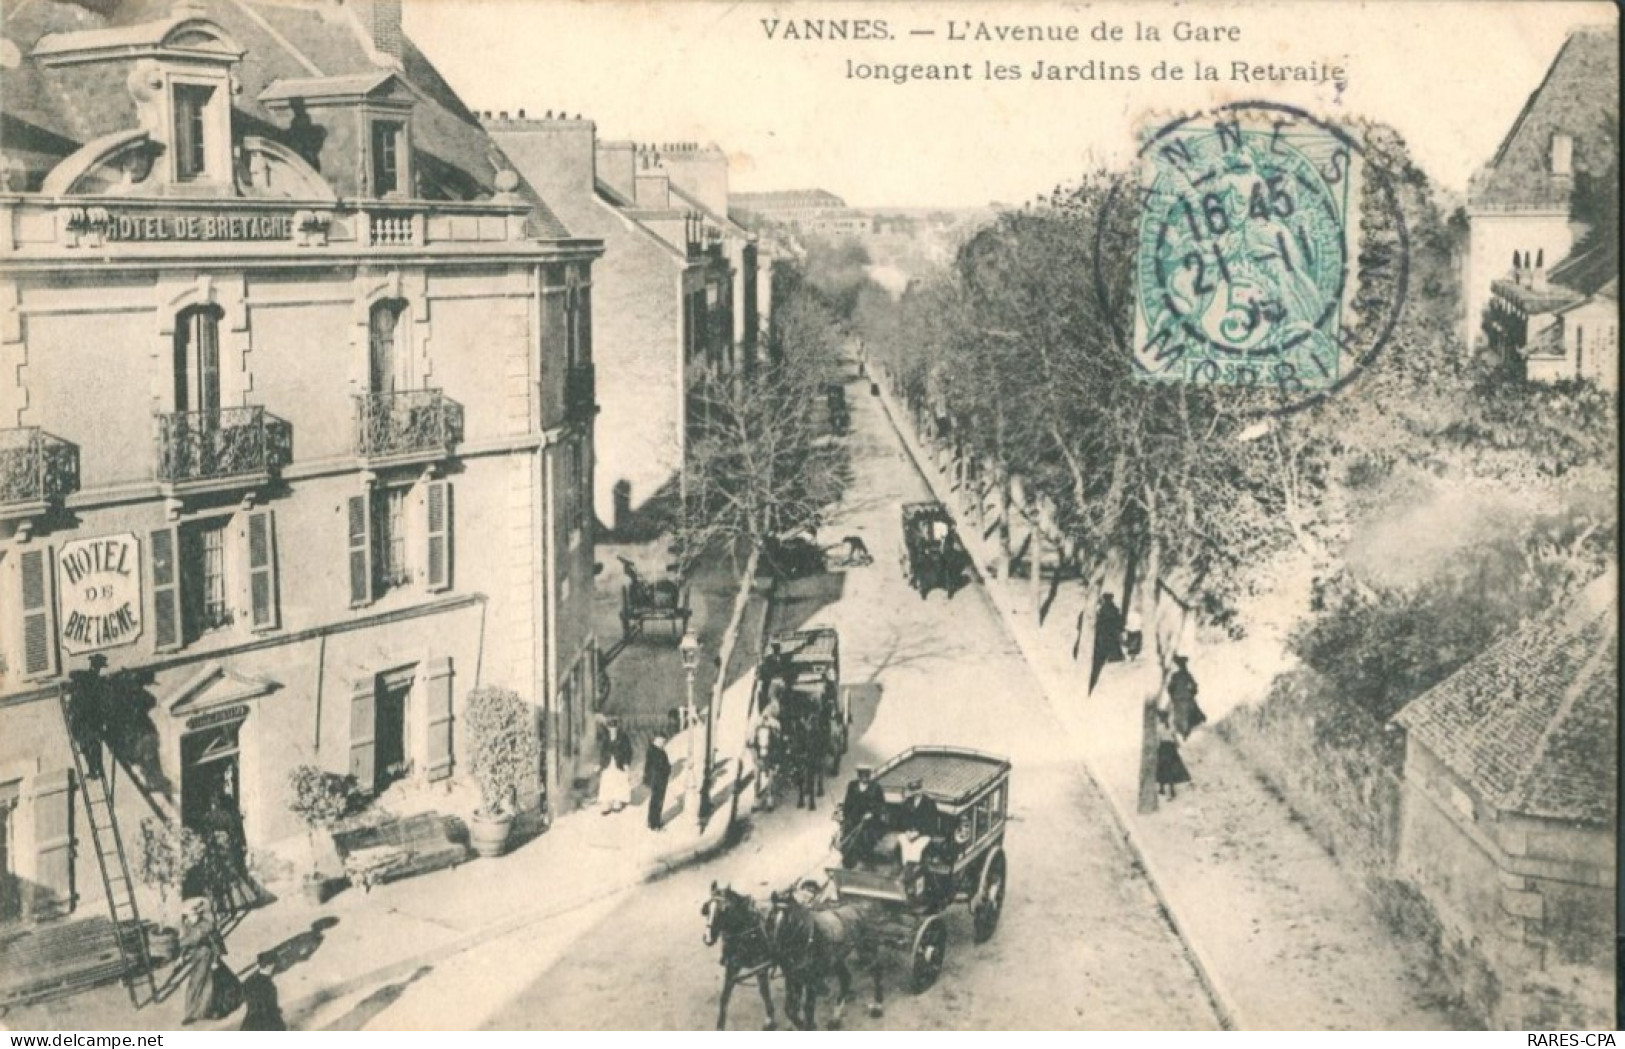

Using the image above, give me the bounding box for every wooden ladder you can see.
[55,686,158,1010]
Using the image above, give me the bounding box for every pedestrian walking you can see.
[598,717,633,814]
[1167,655,1207,739]
[644,735,672,831]
[178,900,235,1024]
[1155,709,1192,800]
[1087,593,1127,694]
[239,954,286,1031]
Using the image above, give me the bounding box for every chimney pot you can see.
[518,108,526,119]
[499,110,508,119]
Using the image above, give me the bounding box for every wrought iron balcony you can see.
[156,407,291,487]
[565,363,595,422]
[0,428,80,511]
[355,389,464,462]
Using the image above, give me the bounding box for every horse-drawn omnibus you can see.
[707,745,1011,1029]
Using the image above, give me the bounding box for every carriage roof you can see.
[766,627,839,668]
[872,746,1010,810]
[901,501,949,519]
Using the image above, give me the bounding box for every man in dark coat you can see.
[65,659,109,779]
[895,779,941,838]
[1088,593,1127,694]
[1167,656,1207,739]
[839,766,885,864]
[239,954,286,1031]
[643,735,672,831]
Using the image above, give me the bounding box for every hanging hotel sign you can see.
[103,211,294,242]
[57,533,143,655]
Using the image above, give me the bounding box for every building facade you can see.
[0,0,600,924]
[1462,26,1618,361]
[1392,572,1617,1029]
[489,118,764,533]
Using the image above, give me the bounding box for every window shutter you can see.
[149,527,183,651]
[347,494,372,607]
[348,677,377,790]
[31,768,75,918]
[246,510,279,631]
[422,657,454,781]
[19,546,59,680]
[424,479,451,592]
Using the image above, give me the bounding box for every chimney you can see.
[1532,248,1547,291]
[486,116,599,201]
[661,142,729,218]
[351,0,404,63]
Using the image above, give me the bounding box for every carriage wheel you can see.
[909,915,948,993]
[972,849,1007,943]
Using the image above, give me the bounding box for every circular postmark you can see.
[1096,101,1410,417]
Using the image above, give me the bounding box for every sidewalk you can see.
[873,372,1460,1031]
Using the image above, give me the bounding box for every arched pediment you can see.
[40,129,160,196]
[161,19,243,57]
[241,136,337,201]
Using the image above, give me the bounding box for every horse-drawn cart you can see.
[825,746,1011,991]
[899,502,965,598]
[617,555,691,640]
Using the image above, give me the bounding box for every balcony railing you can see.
[0,427,80,509]
[565,363,595,421]
[369,211,420,247]
[156,407,290,485]
[355,389,464,460]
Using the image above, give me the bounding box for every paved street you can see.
[297,378,1220,1031]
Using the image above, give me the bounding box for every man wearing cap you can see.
[838,766,885,866]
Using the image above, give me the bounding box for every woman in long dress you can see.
[179,901,229,1024]
[1155,709,1192,800]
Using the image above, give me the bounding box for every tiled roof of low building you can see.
[1393,570,1618,825]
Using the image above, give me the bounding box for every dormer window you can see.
[173,84,215,181]
[371,120,404,196]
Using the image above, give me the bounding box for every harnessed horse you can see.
[766,884,886,1030]
[702,883,779,1030]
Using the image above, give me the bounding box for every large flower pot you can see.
[469,811,514,859]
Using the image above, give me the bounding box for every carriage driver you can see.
[838,766,886,865]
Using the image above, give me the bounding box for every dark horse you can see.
[766,883,886,1030]
[702,883,779,1030]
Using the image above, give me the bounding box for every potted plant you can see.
[285,764,355,904]
[134,817,205,963]
[464,686,542,858]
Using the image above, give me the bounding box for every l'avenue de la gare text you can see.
[843,58,1348,85]
[760,18,1247,43]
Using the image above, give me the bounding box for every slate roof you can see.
[1468,26,1619,210]
[0,0,569,238]
[1393,571,1618,825]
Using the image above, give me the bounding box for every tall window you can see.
[369,301,405,395]
[182,518,232,635]
[174,306,222,416]
[372,121,403,196]
[374,487,411,593]
[173,84,215,181]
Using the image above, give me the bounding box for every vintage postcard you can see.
[0,0,1617,1033]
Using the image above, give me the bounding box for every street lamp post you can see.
[679,629,702,827]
